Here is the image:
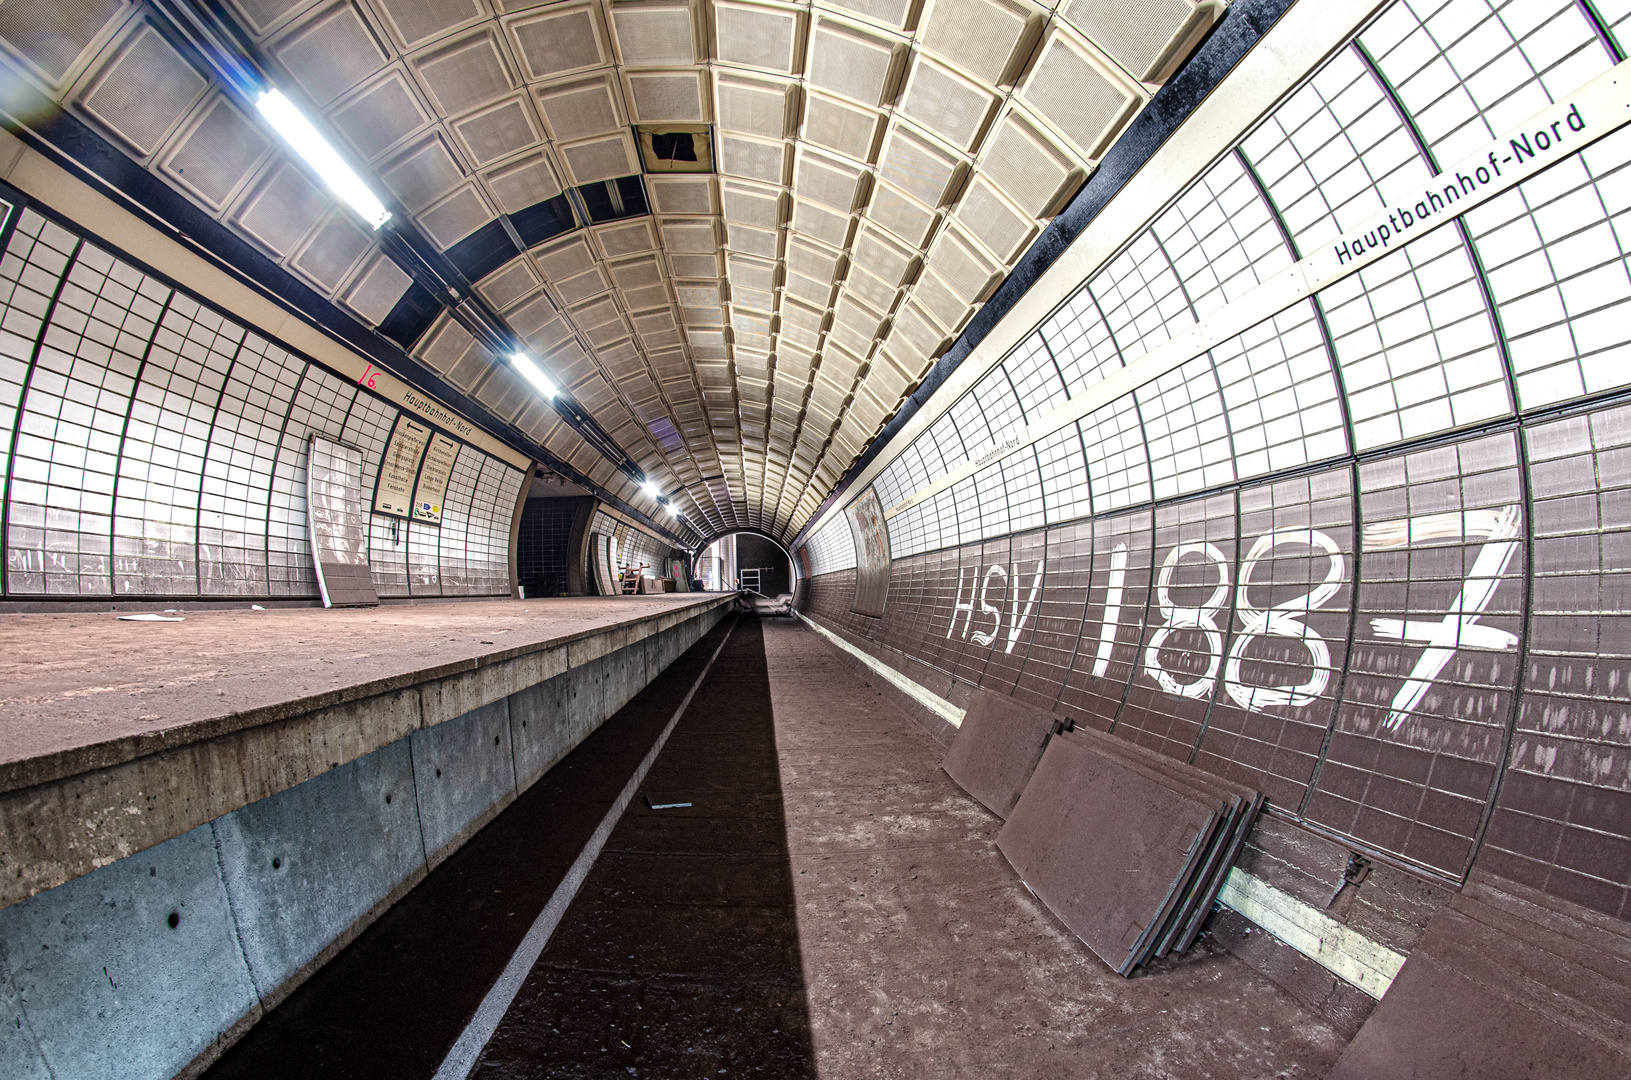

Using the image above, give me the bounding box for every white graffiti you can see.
[1090,544,1128,678]
[1363,505,1521,732]
[1145,542,1232,698]
[948,561,1045,654]
[1223,529,1345,711]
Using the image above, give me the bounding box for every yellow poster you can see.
[412,432,460,524]
[375,416,432,518]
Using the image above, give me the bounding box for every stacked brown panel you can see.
[986,720,1262,976]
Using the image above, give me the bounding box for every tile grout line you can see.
[432,614,739,1080]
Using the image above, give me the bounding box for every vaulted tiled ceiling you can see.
[0,0,1223,545]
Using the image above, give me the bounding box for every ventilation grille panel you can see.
[534,236,597,280]
[332,72,431,161]
[866,181,938,248]
[794,149,866,212]
[809,19,896,107]
[572,295,622,329]
[1020,30,1139,158]
[722,182,784,228]
[626,70,706,122]
[783,271,831,306]
[791,198,851,248]
[509,6,608,81]
[560,133,639,183]
[786,236,840,280]
[715,2,800,74]
[725,222,778,258]
[556,266,612,305]
[420,185,495,248]
[733,283,775,313]
[80,24,206,156]
[0,0,126,85]
[921,0,1034,84]
[536,76,621,141]
[381,137,465,211]
[647,175,716,214]
[911,265,971,331]
[669,253,719,277]
[375,0,481,49]
[611,1,695,65]
[1061,0,1203,81]
[926,223,1000,301]
[343,254,413,324]
[477,258,543,310]
[900,56,995,152]
[273,5,386,108]
[845,264,897,312]
[291,211,371,292]
[716,73,791,137]
[595,218,659,257]
[613,255,666,290]
[854,226,915,286]
[162,96,269,209]
[623,282,673,310]
[802,91,880,162]
[877,123,961,206]
[234,161,328,256]
[954,177,1034,261]
[981,108,1079,217]
[454,97,539,165]
[662,220,718,254]
[505,293,558,338]
[727,256,777,291]
[416,33,514,116]
[485,153,561,212]
[718,133,788,184]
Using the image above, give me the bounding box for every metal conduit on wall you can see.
[800,0,1631,922]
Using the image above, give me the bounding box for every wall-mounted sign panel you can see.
[375,416,432,518]
[413,432,460,524]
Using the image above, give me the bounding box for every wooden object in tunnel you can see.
[941,690,1059,818]
[1328,870,1631,1079]
[997,735,1221,974]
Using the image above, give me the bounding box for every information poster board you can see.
[412,432,459,524]
[374,416,432,517]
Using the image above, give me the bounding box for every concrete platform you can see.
[0,594,731,906]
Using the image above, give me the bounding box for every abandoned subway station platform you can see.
[5,0,1631,1076]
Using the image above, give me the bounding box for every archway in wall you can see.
[693,531,795,596]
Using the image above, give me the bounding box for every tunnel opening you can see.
[695,531,794,597]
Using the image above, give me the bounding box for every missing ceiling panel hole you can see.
[575,175,650,223]
[636,124,714,174]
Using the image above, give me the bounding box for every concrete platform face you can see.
[212,740,425,1004]
[0,824,259,1080]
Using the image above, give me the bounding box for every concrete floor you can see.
[767,617,1348,1079]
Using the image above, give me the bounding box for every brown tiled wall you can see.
[799,407,1631,923]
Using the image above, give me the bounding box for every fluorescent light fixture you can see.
[256,90,391,229]
[642,480,660,499]
[510,353,556,397]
